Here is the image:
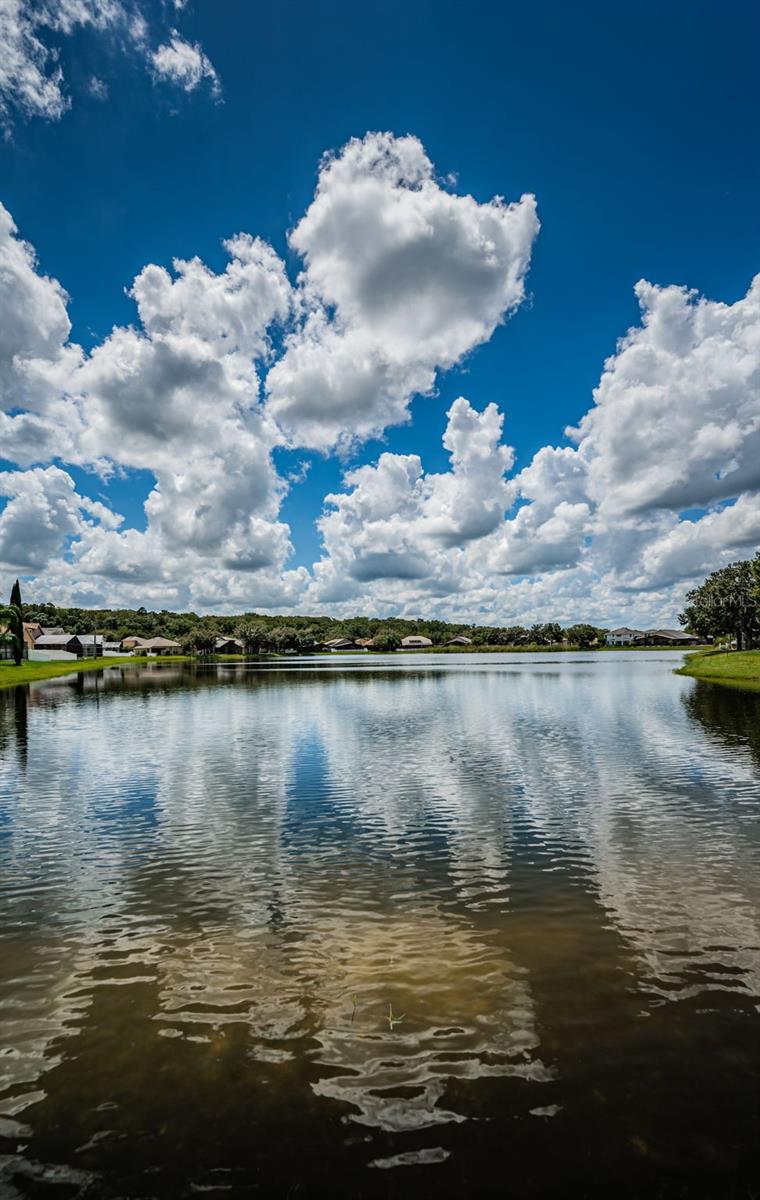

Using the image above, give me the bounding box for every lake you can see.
[1,652,759,1198]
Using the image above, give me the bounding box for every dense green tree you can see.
[182,623,218,656]
[565,623,600,648]
[679,559,760,649]
[344,619,371,640]
[542,622,563,644]
[502,625,529,644]
[371,628,401,651]
[234,620,270,654]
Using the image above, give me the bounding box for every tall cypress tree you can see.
[9,580,23,666]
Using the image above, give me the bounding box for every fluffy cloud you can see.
[573,277,760,515]
[0,201,75,403]
[307,271,760,624]
[70,237,294,576]
[0,200,297,605]
[266,132,538,448]
[151,30,220,96]
[0,0,219,124]
[309,397,514,602]
[0,466,118,571]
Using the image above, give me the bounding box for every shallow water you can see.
[1,651,759,1197]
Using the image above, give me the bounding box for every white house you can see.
[401,635,433,648]
[607,628,642,646]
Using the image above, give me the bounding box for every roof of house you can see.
[215,637,244,649]
[34,633,80,647]
[142,637,181,649]
[447,635,472,644]
[608,627,643,636]
[323,637,356,648]
[644,629,695,640]
[40,626,65,635]
[122,636,149,645]
[401,635,433,646]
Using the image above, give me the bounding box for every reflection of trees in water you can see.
[682,679,760,768]
[0,685,27,768]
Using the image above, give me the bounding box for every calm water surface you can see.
[1,652,759,1197]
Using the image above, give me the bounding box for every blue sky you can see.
[1,1,759,623]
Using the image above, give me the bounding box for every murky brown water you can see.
[1,652,760,1198]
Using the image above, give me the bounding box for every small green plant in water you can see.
[387,1003,405,1030]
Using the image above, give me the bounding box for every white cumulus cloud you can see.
[266,132,539,449]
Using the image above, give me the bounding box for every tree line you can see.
[679,551,760,650]
[7,595,608,653]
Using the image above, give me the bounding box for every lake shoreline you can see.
[676,649,760,691]
[1,644,717,691]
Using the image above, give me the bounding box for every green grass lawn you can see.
[675,649,760,691]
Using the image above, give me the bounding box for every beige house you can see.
[401,635,433,648]
[139,637,182,655]
[22,622,42,649]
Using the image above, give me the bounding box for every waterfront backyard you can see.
[1,651,759,1197]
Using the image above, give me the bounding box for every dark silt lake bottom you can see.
[1,651,760,1198]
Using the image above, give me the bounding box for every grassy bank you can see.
[675,649,760,691]
[0,656,187,690]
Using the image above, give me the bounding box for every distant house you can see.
[323,637,361,651]
[140,637,182,655]
[446,635,473,646]
[401,635,433,648]
[122,636,149,649]
[607,627,700,646]
[641,629,700,646]
[215,637,245,654]
[22,622,42,648]
[607,628,642,645]
[32,633,84,659]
